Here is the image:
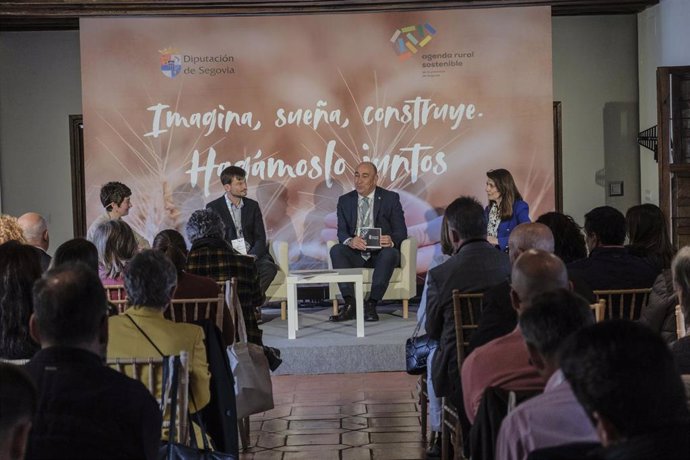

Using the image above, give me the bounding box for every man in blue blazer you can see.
[206,166,277,295]
[329,161,407,322]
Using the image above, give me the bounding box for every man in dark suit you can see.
[567,206,658,291]
[425,196,511,411]
[206,166,278,295]
[329,161,407,322]
[17,212,51,271]
[25,262,161,460]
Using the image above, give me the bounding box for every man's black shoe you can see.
[329,303,356,322]
[364,300,379,322]
[426,432,441,458]
[264,346,282,371]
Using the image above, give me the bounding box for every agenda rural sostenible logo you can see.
[391,23,437,61]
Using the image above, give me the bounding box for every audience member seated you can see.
[108,250,211,439]
[52,238,99,274]
[629,204,679,343]
[567,206,658,291]
[415,215,453,458]
[86,181,149,249]
[0,214,25,245]
[671,246,690,373]
[545,321,690,460]
[462,249,568,423]
[185,209,264,346]
[93,219,138,288]
[495,290,598,460]
[0,241,42,359]
[468,223,554,353]
[534,212,587,264]
[625,204,676,272]
[425,196,511,416]
[0,363,36,460]
[17,212,51,271]
[153,229,234,345]
[25,263,161,459]
[469,223,594,353]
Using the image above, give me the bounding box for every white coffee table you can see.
[286,268,364,339]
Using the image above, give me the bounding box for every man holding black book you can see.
[329,161,407,322]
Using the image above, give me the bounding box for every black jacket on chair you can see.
[196,320,239,456]
[425,239,511,398]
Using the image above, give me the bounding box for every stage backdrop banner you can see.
[80,7,554,272]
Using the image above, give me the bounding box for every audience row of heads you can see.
[0,232,209,361]
[439,196,674,268]
[518,288,689,443]
[91,209,226,279]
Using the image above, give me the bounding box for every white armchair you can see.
[265,240,290,320]
[326,237,417,319]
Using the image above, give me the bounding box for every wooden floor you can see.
[240,372,426,459]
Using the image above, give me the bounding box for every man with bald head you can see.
[461,249,570,423]
[17,212,51,271]
[329,161,407,322]
[469,223,593,352]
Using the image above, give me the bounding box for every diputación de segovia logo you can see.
[391,23,437,61]
[159,48,182,78]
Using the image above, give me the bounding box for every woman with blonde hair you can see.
[0,214,26,244]
[485,169,530,251]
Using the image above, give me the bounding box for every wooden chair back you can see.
[452,290,484,367]
[216,281,226,297]
[592,288,652,321]
[682,375,690,410]
[677,305,687,339]
[0,358,29,365]
[441,291,483,460]
[590,299,606,323]
[104,284,129,314]
[108,351,190,445]
[166,294,225,330]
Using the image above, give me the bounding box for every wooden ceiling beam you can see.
[0,0,660,31]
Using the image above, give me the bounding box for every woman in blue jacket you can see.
[485,169,530,251]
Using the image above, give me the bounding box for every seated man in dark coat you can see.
[24,263,161,460]
[425,196,511,411]
[567,206,658,291]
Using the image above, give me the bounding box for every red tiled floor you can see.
[239,372,426,459]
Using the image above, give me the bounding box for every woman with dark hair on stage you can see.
[485,168,530,251]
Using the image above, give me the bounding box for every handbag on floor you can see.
[225,280,274,419]
[405,313,438,375]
